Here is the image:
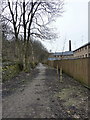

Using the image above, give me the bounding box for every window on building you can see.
[85,46,87,50]
[89,53,90,57]
[85,54,87,57]
[81,48,83,51]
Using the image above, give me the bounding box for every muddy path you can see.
[2,63,90,118]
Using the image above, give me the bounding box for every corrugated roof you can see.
[48,57,79,61]
[48,58,61,61]
[53,51,73,56]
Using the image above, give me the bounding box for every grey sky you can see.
[41,0,89,53]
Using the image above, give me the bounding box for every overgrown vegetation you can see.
[2,35,49,81]
[2,22,49,80]
[2,63,20,82]
[2,21,48,64]
[2,37,49,64]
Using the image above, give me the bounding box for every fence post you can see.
[60,67,63,82]
[57,65,58,74]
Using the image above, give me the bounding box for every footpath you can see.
[2,63,90,118]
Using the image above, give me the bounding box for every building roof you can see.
[73,42,90,52]
[53,51,73,56]
[48,57,79,61]
[48,58,61,61]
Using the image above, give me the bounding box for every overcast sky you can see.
[41,0,89,53]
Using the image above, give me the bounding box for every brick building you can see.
[48,41,90,61]
[53,51,73,59]
[48,40,74,60]
[48,51,74,60]
[73,42,90,58]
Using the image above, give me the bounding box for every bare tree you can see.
[1,0,64,71]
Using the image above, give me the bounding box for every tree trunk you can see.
[15,40,20,62]
[30,40,35,65]
[23,41,30,72]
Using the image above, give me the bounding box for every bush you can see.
[30,62,38,69]
[2,62,23,82]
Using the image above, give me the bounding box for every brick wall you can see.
[74,45,90,58]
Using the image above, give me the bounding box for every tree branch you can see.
[27,2,41,42]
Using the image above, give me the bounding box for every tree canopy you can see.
[1,0,64,41]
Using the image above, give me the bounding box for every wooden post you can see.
[57,65,58,74]
[60,67,63,82]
